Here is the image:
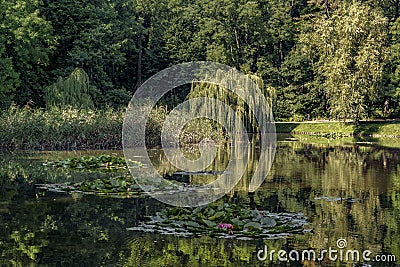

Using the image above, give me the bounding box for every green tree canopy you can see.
[0,0,53,108]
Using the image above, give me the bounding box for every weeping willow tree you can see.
[302,2,388,122]
[45,68,93,108]
[187,70,275,133]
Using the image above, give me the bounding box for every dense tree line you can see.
[1,0,400,120]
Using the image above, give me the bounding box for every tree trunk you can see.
[325,0,330,18]
[137,33,142,90]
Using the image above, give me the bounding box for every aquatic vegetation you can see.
[127,203,308,239]
[39,154,212,197]
[40,155,139,195]
[37,176,140,195]
[43,154,139,172]
[218,223,233,234]
[36,175,200,197]
[36,170,195,198]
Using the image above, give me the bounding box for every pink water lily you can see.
[218,223,233,234]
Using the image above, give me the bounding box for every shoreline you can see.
[274,121,400,138]
[1,115,399,150]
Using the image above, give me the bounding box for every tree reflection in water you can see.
[0,141,399,266]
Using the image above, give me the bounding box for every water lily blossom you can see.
[218,223,233,234]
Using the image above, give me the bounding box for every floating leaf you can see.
[244,222,262,231]
[202,219,217,228]
[208,211,224,221]
[260,217,277,227]
[231,218,244,228]
[185,221,201,228]
[43,155,141,173]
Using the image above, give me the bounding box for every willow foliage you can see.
[302,1,388,121]
[45,68,93,108]
[188,70,275,133]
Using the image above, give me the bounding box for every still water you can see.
[0,136,399,266]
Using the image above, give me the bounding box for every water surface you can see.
[0,137,399,266]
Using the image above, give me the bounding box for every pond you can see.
[0,135,399,266]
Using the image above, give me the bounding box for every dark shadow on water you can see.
[274,122,300,134]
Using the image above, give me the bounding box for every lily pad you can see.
[244,222,262,231]
[208,211,225,221]
[43,155,141,173]
[260,217,277,227]
[185,221,201,228]
[202,219,217,228]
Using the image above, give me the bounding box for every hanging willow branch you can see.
[188,71,275,133]
[45,68,94,108]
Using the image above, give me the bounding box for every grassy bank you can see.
[1,106,399,151]
[275,121,400,138]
